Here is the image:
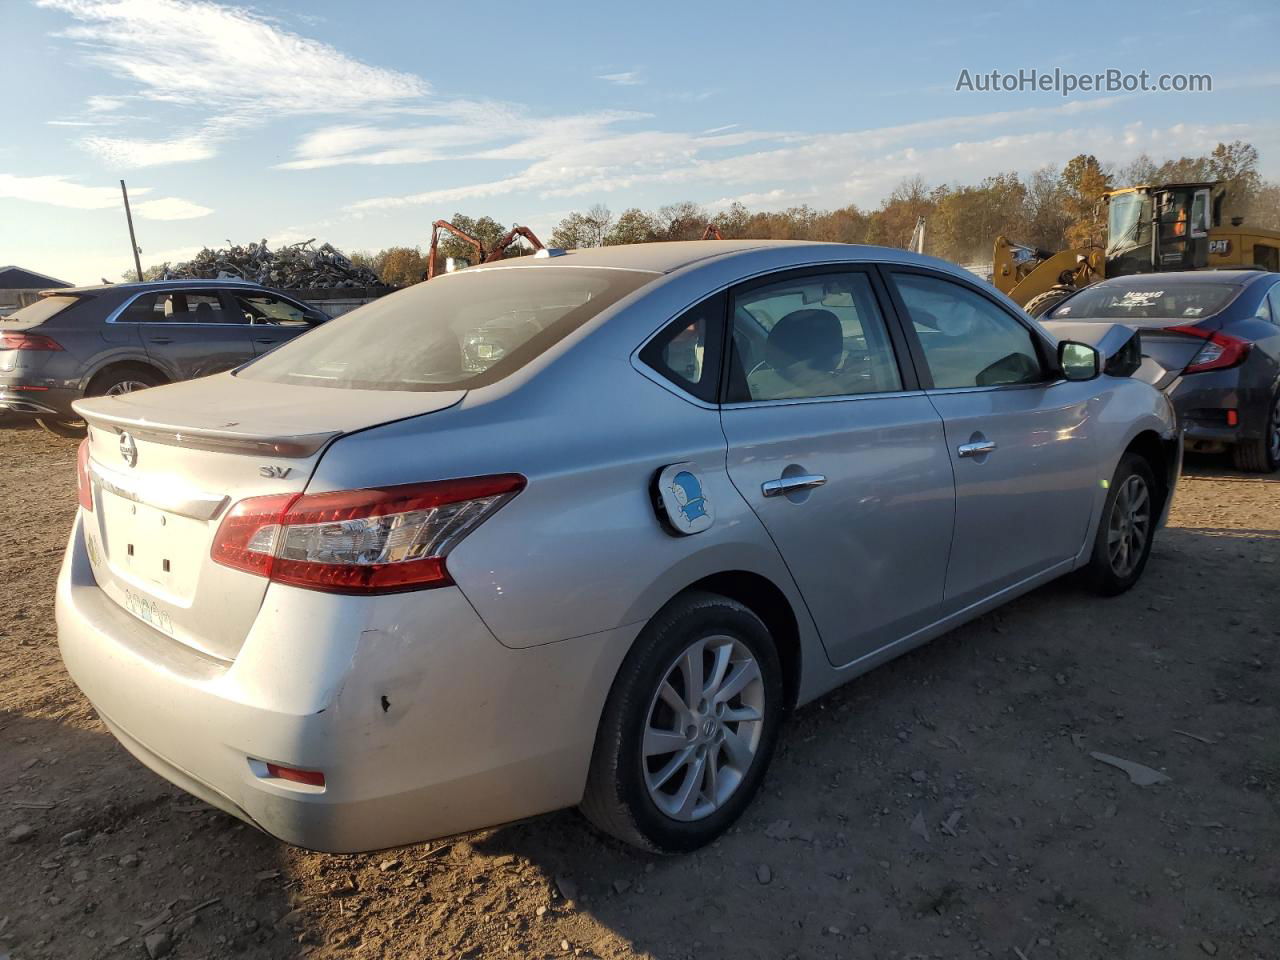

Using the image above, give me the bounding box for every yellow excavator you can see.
[993,181,1280,315]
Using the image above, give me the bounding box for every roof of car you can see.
[462,240,908,275]
[46,277,266,296]
[1092,269,1271,288]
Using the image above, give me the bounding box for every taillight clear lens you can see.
[76,439,93,513]
[211,476,525,594]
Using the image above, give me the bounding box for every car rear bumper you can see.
[1168,368,1269,445]
[0,385,81,418]
[56,512,636,852]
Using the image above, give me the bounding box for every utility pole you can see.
[120,179,143,282]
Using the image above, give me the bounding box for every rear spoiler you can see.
[73,400,338,458]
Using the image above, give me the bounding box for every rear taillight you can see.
[211,475,525,594]
[0,331,63,351]
[77,439,93,513]
[1165,324,1251,374]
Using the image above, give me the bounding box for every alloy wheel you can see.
[642,634,766,822]
[104,380,151,396]
[1107,473,1151,578]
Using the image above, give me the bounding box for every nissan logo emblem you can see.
[119,432,138,468]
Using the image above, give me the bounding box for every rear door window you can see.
[119,291,236,324]
[727,271,903,402]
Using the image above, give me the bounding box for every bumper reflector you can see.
[263,762,326,787]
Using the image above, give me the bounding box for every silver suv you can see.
[1,278,327,436]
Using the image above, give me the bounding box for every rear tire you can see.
[1084,452,1157,596]
[37,366,165,439]
[1230,392,1280,473]
[1023,288,1072,317]
[580,591,784,853]
[35,418,88,439]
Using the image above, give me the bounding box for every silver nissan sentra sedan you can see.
[57,241,1181,853]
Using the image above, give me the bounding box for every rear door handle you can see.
[957,440,997,458]
[254,338,280,345]
[761,474,827,497]
[148,336,173,344]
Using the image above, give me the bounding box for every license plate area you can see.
[97,490,204,605]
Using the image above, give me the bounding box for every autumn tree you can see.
[605,208,660,245]
[1061,154,1113,248]
[549,204,613,248]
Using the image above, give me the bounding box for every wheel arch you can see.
[668,571,803,710]
[83,358,170,394]
[1122,428,1178,522]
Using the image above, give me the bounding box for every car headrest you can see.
[193,301,214,318]
[765,309,842,374]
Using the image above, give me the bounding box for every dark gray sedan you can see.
[0,279,327,436]
[1044,270,1280,472]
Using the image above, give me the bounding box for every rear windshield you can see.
[2,295,81,324]
[237,267,654,392]
[1049,282,1240,321]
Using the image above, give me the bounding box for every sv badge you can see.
[259,465,293,479]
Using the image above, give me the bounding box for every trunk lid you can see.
[1041,317,1216,390]
[75,373,464,661]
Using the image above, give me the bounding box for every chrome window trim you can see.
[105,288,272,330]
[721,388,927,411]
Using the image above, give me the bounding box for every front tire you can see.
[1084,452,1157,596]
[580,592,783,853]
[1230,391,1280,473]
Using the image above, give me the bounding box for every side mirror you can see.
[1058,340,1100,381]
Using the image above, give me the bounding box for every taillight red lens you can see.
[264,763,326,787]
[0,331,63,351]
[210,475,525,594]
[76,439,94,513]
[1165,324,1251,374]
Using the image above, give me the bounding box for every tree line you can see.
[133,141,1279,286]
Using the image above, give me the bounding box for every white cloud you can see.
[39,0,426,114]
[0,172,210,219]
[133,197,213,220]
[80,130,218,167]
[0,172,146,209]
[341,96,1267,217]
[598,71,644,87]
[39,0,429,166]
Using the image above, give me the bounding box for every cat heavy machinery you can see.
[993,181,1280,315]
[426,220,545,280]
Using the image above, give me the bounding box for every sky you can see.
[2,0,1279,285]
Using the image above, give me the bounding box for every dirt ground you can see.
[1,418,1277,960]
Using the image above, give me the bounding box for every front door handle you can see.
[762,474,827,498]
[957,440,997,458]
[148,336,173,344]
[254,338,280,345]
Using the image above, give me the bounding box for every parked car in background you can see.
[0,279,328,437]
[59,241,1179,855]
[1043,270,1280,472]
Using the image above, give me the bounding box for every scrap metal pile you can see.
[159,239,381,289]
